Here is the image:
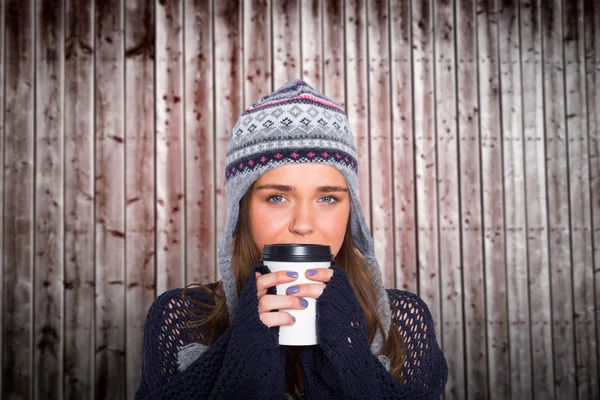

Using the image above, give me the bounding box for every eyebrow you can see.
[254,184,348,193]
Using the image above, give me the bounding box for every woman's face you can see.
[248,163,351,257]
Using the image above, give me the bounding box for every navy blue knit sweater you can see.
[135,265,447,399]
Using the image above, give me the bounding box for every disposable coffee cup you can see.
[261,244,333,346]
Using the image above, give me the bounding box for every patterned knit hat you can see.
[217,79,391,355]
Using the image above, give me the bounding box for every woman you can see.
[135,80,447,399]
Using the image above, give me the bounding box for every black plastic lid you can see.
[261,244,333,262]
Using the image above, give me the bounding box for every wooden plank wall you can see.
[0,0,598,399]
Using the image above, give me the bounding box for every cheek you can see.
[249,202,288,250]
[320,205,350,256]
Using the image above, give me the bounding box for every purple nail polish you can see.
[299,298,309,308]
[292,315,296,324]
[287,271,298,278]
[306,269,317,276]
[286,285,299,295]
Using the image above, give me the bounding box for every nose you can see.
[289,202,316,236]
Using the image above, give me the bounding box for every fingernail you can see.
[292,316,296,324]
[299,298,309,308]
[286,285,299,295]
[306,269,317,276]
[287,271,298,278]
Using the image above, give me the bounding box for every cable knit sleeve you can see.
[301,266,447,399]
[135,265,286,400]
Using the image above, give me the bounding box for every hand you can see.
[284,267,334,300]
[255,270,311,328]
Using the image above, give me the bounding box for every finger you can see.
[285,283,327,299]
[304,267,334,283]
[260,311,295,328]
[258,294,309,314]
[256,270,298,293]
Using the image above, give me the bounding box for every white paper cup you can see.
[261,244,333,346]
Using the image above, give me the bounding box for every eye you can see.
[267,194,286,204]
[319,195,339,204]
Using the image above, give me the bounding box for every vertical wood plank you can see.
[542,0,577,397]
[456,0,488,396]
[477,0,510,397]
[322,0,344,106]
[3,0,34,398]
[498,0,532,397]
[156,0,185,294]
[583,0,600,391]
[367,0,394,288]
[390,0,417,292]
[412,0,442,332]
[520,0,554,396]
[433,0,464,397]
[345,0,371,230]
[95,0,126,398]
[301,0,322,91]
[184,0,215,285]
[124,0,156,397]
[64,0,95,397]
[35,0,65,398]
[244,0,271,103]
[214,0,243,274]
[272,0,300,87]
[0,0,5,392]
[564,0,598,397]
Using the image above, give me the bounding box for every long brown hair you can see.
[183,182,406,388]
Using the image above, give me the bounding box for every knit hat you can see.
[217,79,391,355]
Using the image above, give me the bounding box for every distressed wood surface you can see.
[367,0,394,288]
[412,0,442,335]
[564,0,598,398]
[520,0,554,397]
[301,0,322,91]
[478,0,510,397]
[344,0,371,230]
[542,0,577,397]
[156,0,185,294]
[433,0,464,397]
[3,0,35,398]
[35,0,65,398]
[0,2,598,399]
[94,0,126,398]
[390,0,416,293]
[272,0,300,86]
[456,0,488,397]
[498,0,532,397]
[125,0,156,398]
[184,0,215,286]
[64,0,95,397]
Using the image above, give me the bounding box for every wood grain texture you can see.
[412,0,442,334]
[64,0,95,397]
[542,0,577,397]
[184,0,215,286]
[520,0,554,396]
[433,1,464,397]
[301,0,322,91]
[477,0,510,397]
[584,0,600,392]
[322,0,344,106]
[344,0,371,230]
[34,0,65,398]
[563,0,598,397]
[456,0,488,397]
[156,0,185,294]
[498,0,532,397]
[272,0,300,86]
[390,0,417,293]
[244,0,272,103]
[367,0,394,288]
[94,0,126,397]
[214,0,243,279]
[0,0,4,392]
[125,0,156,397]
[3,0,35,398]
